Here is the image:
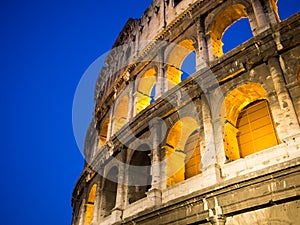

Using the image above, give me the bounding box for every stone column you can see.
[200,94,222,186]
[156,47,167,99]
[205,33,215,62]
[107,103,115,138]
[147,118,163,205]
[207,197,226,225]
[91,178,102,224]
[265,0,280,25]
[127,79,135,120]
[196,18,209,68]
[97,169,106,220]
[209,215,227,225]
[268,57,300,138]
[251,0,268,32]
[245,7,259,35]
[197,66,226,167]
[78,198,86,225]
[111,150,126,222]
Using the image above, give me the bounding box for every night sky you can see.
[1,1,299,225]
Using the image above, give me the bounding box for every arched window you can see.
[112,94,128,134]
[222,18,252,54]
[223,83,280,161]
[181,51,196,81]
[167,39,196,88]
[184,130,201,179]
[128,145,152,204]
[84,184,97,225]
[210,4,253,57]
[136,68,157,115]
[98,116,109,149]
[236,100,279,157]
[277,0,300,20]
[165,117,200,186]
[102,167,118,216]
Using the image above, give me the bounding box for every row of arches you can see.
[96,0,282,146]
[95,0,280,111]
[83,81,286,225]
[83,148,152,225]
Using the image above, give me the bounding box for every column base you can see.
[201,164,222,186]
[110,208,123,224]
[147,188,162,205]
[209,215,226,225]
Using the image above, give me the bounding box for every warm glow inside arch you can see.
[136,68,157,114]
[222,83,280,161]
[98,116,109,149]
[167,39,196,89]
[84,184,97,225]
[112,94,128,135]
[210,4,251,57]
[165,117,200,186]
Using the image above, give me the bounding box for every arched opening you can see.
[181,51,196,81]
[222,18,252,54]
[98,116,110,149]
[236,99,279,157]
[223,83,280,161]
[84,184,97,225]
[102,167,118,216]
[277,0,300,21]
[184,130,201,179]
[112,94,128,134]
[136,68,157,115]
[167,39,196,88]
[210,4,253,57]
[128,145,152,204]
[165,117,200,186]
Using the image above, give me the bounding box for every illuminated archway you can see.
[136,68,157,114]
[84,184,97,225]
[210,4,252,57]
[223,83,280,160]
[98,116,110,149]
[184,130,201,179]
[222,18,252,54]
[128,145,152,204]
[167,39,196,89]
[112,94,128,134]
[165,117,200,186]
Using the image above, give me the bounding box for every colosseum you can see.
[72,0,300,224]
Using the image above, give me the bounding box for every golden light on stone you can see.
[136,68,156,114]
[210,4,248,57]
[112,94,128,135]
[98,116,109,149]
[84,184,97,225]
[165,117,200,186]
[222,83,279,160]
[167,39,195,88]
[72,0,300,224]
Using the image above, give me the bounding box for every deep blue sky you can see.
[0,1,299,225]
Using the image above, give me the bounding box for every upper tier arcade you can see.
[93,0,280,144]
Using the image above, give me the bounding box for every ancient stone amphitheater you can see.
[72,0,300,224]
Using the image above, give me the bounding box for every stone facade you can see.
[72,0,300,224]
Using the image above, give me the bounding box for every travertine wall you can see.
[72,0,300,225]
